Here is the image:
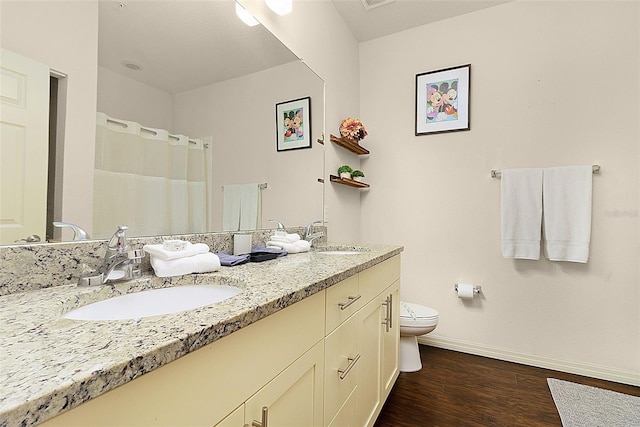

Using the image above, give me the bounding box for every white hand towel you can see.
[223,184,262,232]
[143,242,210,261]
[150,253,221,277]
[501,168,543,260]
[269,233,301,243]
[542,166,592,263]
[266,239,311,253]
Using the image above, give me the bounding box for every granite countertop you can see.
[0,243,402,427]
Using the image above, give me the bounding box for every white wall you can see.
[359,1,639,384]
[1,1,99,238]
[241,0,362,242]
[172,61,324,231]
[97,67,173,130]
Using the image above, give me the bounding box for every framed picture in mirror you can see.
[276,96,312,151]
[415,64,470,136]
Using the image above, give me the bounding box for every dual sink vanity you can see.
[1,242,402,427]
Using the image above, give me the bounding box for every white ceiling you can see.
[98,0,298,94]
[98,0,511,94]
[332,0,512,42]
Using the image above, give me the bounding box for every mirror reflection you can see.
[0,0,324,245]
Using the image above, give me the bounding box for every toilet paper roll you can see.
[457,283,475,299]
[233,234,252,255]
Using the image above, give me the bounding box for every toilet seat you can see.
[399,302,438,328]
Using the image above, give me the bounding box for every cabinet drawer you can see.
[325,274,361,334]
[327,387,358,427]
[324,313,360,424]
[358,256,400,303]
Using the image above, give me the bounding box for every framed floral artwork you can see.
[275,96,311,151]
[415,64,470,136]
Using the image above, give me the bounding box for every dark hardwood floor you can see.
[374,345,640,427]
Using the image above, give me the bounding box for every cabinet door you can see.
[357,295,384,427]
[381,280,400,400]
[245,340,325,427]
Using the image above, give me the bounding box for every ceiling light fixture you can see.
[265,0,292,16]
[235,1,260,26]
[360,0,394,10]
[121,60,142,71]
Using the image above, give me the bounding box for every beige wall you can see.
[1,1,99,238]
[97,66,174,130]
[241,0,362,242]
[359,1,639,384]
[172,61,324,230]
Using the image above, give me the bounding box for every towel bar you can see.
[222,183,268,190]
[491,165,600,179]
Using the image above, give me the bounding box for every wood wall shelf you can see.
[329,134,370,155]
[330,175,370,188]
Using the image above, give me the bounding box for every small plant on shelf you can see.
[337,165,353,179]
[351,170,365,182]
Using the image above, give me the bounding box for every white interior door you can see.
[0,49,50,244]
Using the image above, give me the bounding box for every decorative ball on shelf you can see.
[339,117,368,142]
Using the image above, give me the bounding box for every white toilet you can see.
[399,302,439,372]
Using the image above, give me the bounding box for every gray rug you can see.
[547,378,640,426]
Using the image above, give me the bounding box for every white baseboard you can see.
[418,336,640,387]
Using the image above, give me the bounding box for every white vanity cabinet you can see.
[38,255,400,427]
[40,291,326,427]
[323,256,400,427]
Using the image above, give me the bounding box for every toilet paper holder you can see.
[454,283,482,294]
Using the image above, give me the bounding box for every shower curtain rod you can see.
[105,117,209,148]
[490,164,601,179]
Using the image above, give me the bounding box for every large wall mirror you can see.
[0,0,324,245]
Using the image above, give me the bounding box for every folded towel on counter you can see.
[251,245,288,257]
[543,165,593,263]
[216,252,251,266]
[269,233,301,244]
[266,239,311,254]
[150,252,221,277]
[143,241,210,261]
[501,168,543,260]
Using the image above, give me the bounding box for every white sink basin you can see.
[317,250,362,255]
[64,285,243,321]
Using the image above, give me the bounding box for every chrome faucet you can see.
[53,221,90,240]
[305,220,325,245]
[269,219,287,232]
[78,225,144,286]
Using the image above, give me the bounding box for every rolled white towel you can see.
[266,240,311,253]
[150,253,221,277]
[143,241,210,261]
[269,233,301,243]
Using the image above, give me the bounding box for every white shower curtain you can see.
[93,112,208,239]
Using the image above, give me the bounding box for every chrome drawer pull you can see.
[251,406,269,427]
[337,354,361,380]
[382,294,393,332]
[388,293,393,329]
[338,294,361,311]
